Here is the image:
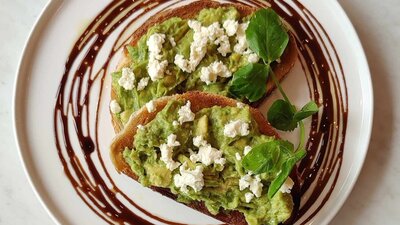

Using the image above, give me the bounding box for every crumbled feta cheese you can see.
[109,100,121,114]
[145,100,156,113]
[215,34,231,56]
[190,143,226,166]
[200,61,232,85]
[239,173,264,197]
[118,67,135,90]
[160,143,181,171]
[235,152,242,160]
[137,77,149,91]
[147,33,168,81]
[137,124,145,131]
[174,54,192,73]
[193,135,207,148]
[178,101,195,124]
[245,192,254,203]
[160,134,181,171]
[239,173,252,191]
[234,22,250,54]
[223,19,239,37]
[175,20,232,72]
[188,20,202,32]
[200,67,218,85]
[167,134,180,147]
[236,102,245,108]
[249,175,263,197]
[148,59,168,81]
[224,120,250,138]
[147,33,165,59]
[169,36,176,47]
[247,53,260,63]
[172,120,179,127]
[174,162,204,193]
[244,145,252,155]
[279,177,294,194]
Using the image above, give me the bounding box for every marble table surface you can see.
[1,0,399,224]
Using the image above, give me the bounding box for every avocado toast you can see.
[110,92,298,225]
[110,1,297,132]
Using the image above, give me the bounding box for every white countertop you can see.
[1,0,399,224]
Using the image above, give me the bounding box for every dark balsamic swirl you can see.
[53,0,348,224]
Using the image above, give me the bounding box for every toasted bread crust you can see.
[110,91,279,225]
[110,0,297,133]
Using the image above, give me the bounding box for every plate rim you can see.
[12,0,374,225]
[13,0,64,224]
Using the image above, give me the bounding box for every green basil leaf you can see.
[268,149,306,198]
[229,63,269,102]
[242,141,281,174]
[267,99,298,131]
[293,101,319,122]
[246,8,289,63]
[242,140,306,198]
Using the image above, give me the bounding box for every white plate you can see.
[13,0,372,224]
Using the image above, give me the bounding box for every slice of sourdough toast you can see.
[110,91,282,225]
[111,0,297,133]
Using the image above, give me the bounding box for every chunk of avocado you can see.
[195,115,209,137]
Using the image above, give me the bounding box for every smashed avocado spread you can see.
[112,7,257,124]
[123,100,293,225]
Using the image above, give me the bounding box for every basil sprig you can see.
[234,8,319,198]
[230,64,269,102]
[229,8,289,102]
[242,141,306,198]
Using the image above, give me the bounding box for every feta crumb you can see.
[215,34,231,56]
[169,36,176,47]
[147,33,165,59]
[188,20,202,32]
[137,124,145,131]
[159,134,181,171]
[167,134,180,147]
[193,135,207,148]
[223,19,239,37]
[174,162,204,193]
[160,143,181,171]
[172,120,179,127]
[200,61,232,85]
[235,152,242,160]
[145,100,156,113]
[234,22,250,54]
[223,120,250,138]
[247,53,260,63]
[245,192,254,203]
[109,100,121,114]
[118,67,135,90]
[244,145,252,155]
[148,59,168,81]
[174,54,192,73]
[137,77,149,91]
[147,33,168,81]
[279,177,294,194]
[178,101,195,124]
[250,175,263,197]
[236,102,245,108]
[239,173,264,197]
[176,20,232,72]
[190,143,226,166]
[239,173,252,191]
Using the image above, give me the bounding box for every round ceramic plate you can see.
[14,0,372,224]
